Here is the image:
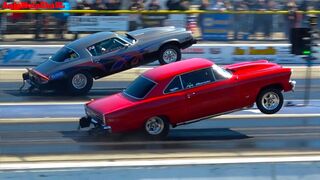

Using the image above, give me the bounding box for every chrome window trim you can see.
[123,75,158,100]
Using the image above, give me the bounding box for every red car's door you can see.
[180,68,236,122]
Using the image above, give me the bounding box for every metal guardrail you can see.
[0,10,319,14]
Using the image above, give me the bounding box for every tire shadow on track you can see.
[56,128,250,152]
[63,128,250,142]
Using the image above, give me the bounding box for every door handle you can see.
[186,92,196,99]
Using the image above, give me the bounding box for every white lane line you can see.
[0,102,86,106]
[2,155,320,170]
[1,113,320,123]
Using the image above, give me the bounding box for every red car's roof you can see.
[144,58,214,82]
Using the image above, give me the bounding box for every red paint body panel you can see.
[86,58,294,133]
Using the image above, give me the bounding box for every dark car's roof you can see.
[66,32,118,52]
[144,58,214,82]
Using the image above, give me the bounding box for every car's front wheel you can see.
[144,116,170,140]
[67,71,93,95]
[256,88,283,114]
[158,45,181,65]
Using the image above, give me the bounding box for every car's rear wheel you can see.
[144,116,169,140]
[158,45,181,65]
[67,71,93,95]
[256,88,283,114]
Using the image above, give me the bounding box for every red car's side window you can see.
[164,76,183,94]
[181,68,215,89]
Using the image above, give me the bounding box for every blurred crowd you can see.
[0,0,319,40]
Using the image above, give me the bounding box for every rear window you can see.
[124,76,156,99]
[51,47,78,62]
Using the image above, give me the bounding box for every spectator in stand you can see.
[128,0,144,31]
[285,0,301,40]
[148,0,161,10]
[75,0,91,16]
[129,0,144,11]
[0,0,4,40]
[106,0,121,10]
[29,0,45,40]
[233,0,249,40]
[10,0,25,22]
[199,0,210,10]
[54,0,71,40]
[249,0,272,39]
[91,0,106,11]
[105,0,121,16]
[166,0,189,10]
[211,0,226,11]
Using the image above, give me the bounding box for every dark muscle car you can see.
[22,27,196,95]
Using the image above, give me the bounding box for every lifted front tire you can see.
[256,88,283,114]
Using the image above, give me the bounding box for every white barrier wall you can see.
[0,44,319,66]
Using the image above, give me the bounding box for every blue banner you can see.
[200,14,231,41]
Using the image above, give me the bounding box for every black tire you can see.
[158,45,181,65]
[256,88,283,114]
[143,116,170,140]
[67,71,93,95]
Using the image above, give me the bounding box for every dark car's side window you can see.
[51,47,79,62]
[87,38,125,56]
[164,76,183,93]
[181,68,215,89]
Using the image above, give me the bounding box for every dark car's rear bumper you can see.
[22,70,62,90]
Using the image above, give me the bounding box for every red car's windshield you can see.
[123,76,156,99]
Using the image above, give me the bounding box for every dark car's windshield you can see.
[51,47,78,62]
[124,76,156,99]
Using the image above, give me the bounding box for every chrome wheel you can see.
[162,49,178,63]
[261,92,280,111]
[72,73,87,90]
[145,117,165,135]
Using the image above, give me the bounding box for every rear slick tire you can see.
[143,116,170,140]
[67,71,93,95]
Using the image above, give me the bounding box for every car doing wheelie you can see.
[79,58,296,139]
[22,27,196,95]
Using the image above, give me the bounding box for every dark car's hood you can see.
[225,60,281,75]
[127,26,185,40]
[86,93,134,115]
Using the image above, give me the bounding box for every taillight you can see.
[32,69,49,81]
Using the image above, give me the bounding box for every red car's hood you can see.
[225,60,280,75]
[86,93,134,114]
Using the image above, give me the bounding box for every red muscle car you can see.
[79,58,295,139]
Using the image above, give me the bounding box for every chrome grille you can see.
[85,106,104,124]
